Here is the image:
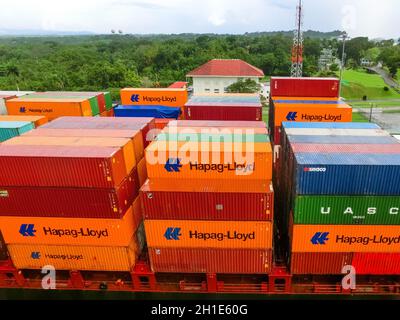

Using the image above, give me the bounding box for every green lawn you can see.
[262,108,269,124]
[350,101,400,108]
[339,69,400,100]
[352,112,369,122]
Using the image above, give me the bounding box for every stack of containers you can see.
[279,122,400,275]
[0,121,35,142]
[184,94,262,121]
[5,91,113,120]
[119,88,188,119]
[26,116,156,189]
[0,116,48,128]
[141,120,274,274]
[0,119,146,271]
[0,94,17,115]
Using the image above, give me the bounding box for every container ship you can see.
[0,82,399,297]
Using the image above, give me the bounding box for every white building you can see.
[187,59,264,95]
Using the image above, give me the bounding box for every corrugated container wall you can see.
[149,248,272,274]
[0,121,35,142]
[140,179,273,221]
[290,253,353,275]
[270,77,339,98]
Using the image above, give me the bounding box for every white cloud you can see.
[0,0,398,38]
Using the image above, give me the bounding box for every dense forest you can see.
[0,32,399,99]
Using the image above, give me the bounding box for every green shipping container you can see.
[156,133,270,143]
[0,121,35,142]
[88,97,100,116]
[294,196,400,225]
[104,92,113,111]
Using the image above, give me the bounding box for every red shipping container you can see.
[352,253,400,275]
[149,248,272,274]
[155,118,173,130]
[290,252,353,275]
[270,77,339,98]
[168,120,267,128]
[140,179,273,221]
[273,126,281,146]
[291,143,400,154]
[42,116,155,147]
[0,169,138,219]
[0,145,126,188]
[184,104,262,121]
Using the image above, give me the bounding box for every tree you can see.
[226,79,261,93]
[330,63,339,72]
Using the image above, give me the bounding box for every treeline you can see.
[0,33,398,98]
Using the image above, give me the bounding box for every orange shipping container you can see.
[273,103,352,127]
[0,115,48,127]
[291,225,400,253]
[7,237,138,271]
[3,136,136,175]
[145,141,272,180]
[120,88,188,107]
[23,128,144,163]
[0,205,140,246]
[6,98,92,120]
[144,220,272,249]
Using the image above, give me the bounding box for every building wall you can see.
[192,77,260,95]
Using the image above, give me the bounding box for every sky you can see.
[0,0,399,39]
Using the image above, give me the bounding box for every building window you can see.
[214,89,220,94]
[205,88,210,93]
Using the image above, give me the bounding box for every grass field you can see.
[351,112,369,122]
[340,69,400,100]
[350,101,400,108]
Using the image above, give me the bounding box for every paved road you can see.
[368,66,400,92]
[355,107,400,133]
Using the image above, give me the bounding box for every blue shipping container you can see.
[282,122,380,130]
[114,105,181,119]
[294,153,400,195]
[0,121,35,142]
[287,135,398,145]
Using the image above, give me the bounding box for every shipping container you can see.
[0,115,48,127]
[291,224,400,253]
[293,195,400,225]
[0,169,138,219]
[282,122,381,130]
[290,253,353,275]
[270,77,339,98]
[149,248,272,274]
[285,128,389,137]
[0,145,127,188]
[293,153,400,195]
[7,237,138,271]
[273,126,281,145]
[291,143,400,154]
[0,204,138,246]
[146,141,273,180]
[0,95,17,115]
[23,128,144,163]
[42,116,156,147]
[168,120,267,128]
[114,105,181,119]
[162,126,268,135]
[120,88,188,107]
[185,104,262,121]
[5,98,93,120]
[155,132,269,143]
[272,102,352,127]
[155,119,173,130]
[137,158,148,187]
[104,92,113,111]
[351,253,400,275]
[4,136,136,175]
[141,179,273,221]
[0,121,35,142]
[145,220,272,249]
[287,135,399,145]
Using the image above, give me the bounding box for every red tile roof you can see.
[168,81,188,88]
[187,59,264,77]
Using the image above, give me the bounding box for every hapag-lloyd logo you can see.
[131,93,178,104]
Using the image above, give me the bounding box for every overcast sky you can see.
[1,0,399,39]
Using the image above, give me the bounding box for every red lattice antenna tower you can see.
[291,0,304,77]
